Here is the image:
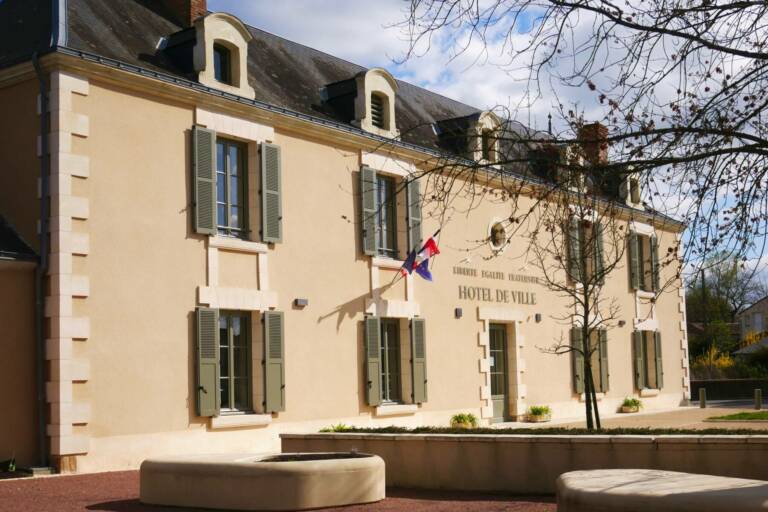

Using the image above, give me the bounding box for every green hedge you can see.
[319,426,767,435]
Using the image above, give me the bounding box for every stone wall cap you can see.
[609,436,655,444]
[570,436,612,444]
[654,436,701,444]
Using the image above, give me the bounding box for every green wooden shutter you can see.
[654,331,664,389]
[407,178,423,252]
[360,166,377,256]
[594,222,605,284]
[264,311,285,413]
[411,318,427,404]
[628,232,641,290]
[571,327,585,394]
[633,331,646,390]
[261,143,282,243]
[599,329,609,392]
[196,307,219,417]
[567,218,582,282]
[364,316,382,406]
[193,126,216,235]
[651,235,660,292]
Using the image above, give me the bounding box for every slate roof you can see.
[0,216,36,262]
[60,0,494,152]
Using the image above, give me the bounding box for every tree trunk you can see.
[583,359,594,430]
[586,363,601,428]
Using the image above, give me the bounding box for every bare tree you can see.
[400,0,768,271]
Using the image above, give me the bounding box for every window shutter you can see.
[193,126,216,235]
[567,218,582,282]
[360,166,377,256]
[261,143,282,243]
[594,222,605,284]
[633,331,646,389]
[364,316,382,406]
[196,307,219,417]
[628,232,641,290]
[407,178,423,253]
[650,235,660,292]
[654,331,664,389]
[570,327,585,394]
[263,311,285,413]
[599,329,609,392]
[411,318,428,403]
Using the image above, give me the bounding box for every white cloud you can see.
[208,0,561,127]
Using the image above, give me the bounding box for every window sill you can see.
[209,236,268,254]
[374,404,418,417]
[635,290,656,300]
[372,256,405,269]
[210,413,272,429]
[640,388,660,397]
[579,392,605,402]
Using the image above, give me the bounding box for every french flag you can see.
[401,231,440,281]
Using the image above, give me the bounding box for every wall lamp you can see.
[535,313,542,323]
[618,320,626,327]
[294,298,309,308]
[454,307,463,319]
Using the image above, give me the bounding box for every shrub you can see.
[622,397,642,408]
[450,413,478,428]
[528,405,551,416]
[319,423,352,433]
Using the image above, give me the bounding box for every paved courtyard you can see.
[495,403,768,430]
[0,471,555,512]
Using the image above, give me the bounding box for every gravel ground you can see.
[0,471,555,512]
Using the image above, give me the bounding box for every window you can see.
[630,233,659,292]
[754,312,764,333]
[219,311,251,412]
[376,174,398,258]
[567,219,604,284]
[216,139,247,238]
[571,327,608,393]
[490,222,506,250]
[371,93,386,129]
[213,44,232,85]
[634,330,663,390]
[380,319,401,403]
[629,177,641,204]
[481,130,495,162]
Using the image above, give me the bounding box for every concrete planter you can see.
[282,433,768,494]
[620,405,640,413]
[450,422,476,429]
[527,413,552,423]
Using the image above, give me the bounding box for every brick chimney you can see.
[578,122,609,165]
[158,0,207,26]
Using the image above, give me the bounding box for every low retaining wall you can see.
[691,379,768,401]
[281,433,768,494]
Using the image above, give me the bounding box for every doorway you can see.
[489,323,509,423]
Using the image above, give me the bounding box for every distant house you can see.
[735,297,768,355]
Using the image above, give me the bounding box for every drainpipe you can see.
[33,52,50,469]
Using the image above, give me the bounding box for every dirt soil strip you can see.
[0,470,556,512]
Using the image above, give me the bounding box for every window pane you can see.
[217,205,226,227]
[230,207,240,229]
[233,347,248,377]
[234,378,249,410]
[217,172,226,202]
[229,146,239,176]
[220,379,229,410]
[230,176,239,206]
[216,143,225,171]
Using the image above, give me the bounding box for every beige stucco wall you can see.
[0,263,38,467]
[0,61,687,472]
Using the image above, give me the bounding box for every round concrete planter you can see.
[621,405,640,413]
[451,422,476,429]
[527,413,552,423]
[140,452,385,511]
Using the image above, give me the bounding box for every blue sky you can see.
[208,0,557,130]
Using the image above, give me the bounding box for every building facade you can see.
[0,0,690,473]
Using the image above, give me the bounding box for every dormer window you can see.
[213,43,232,84]
[371,93,387,129]
[346,68,399,138]
[193,12,255,99]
